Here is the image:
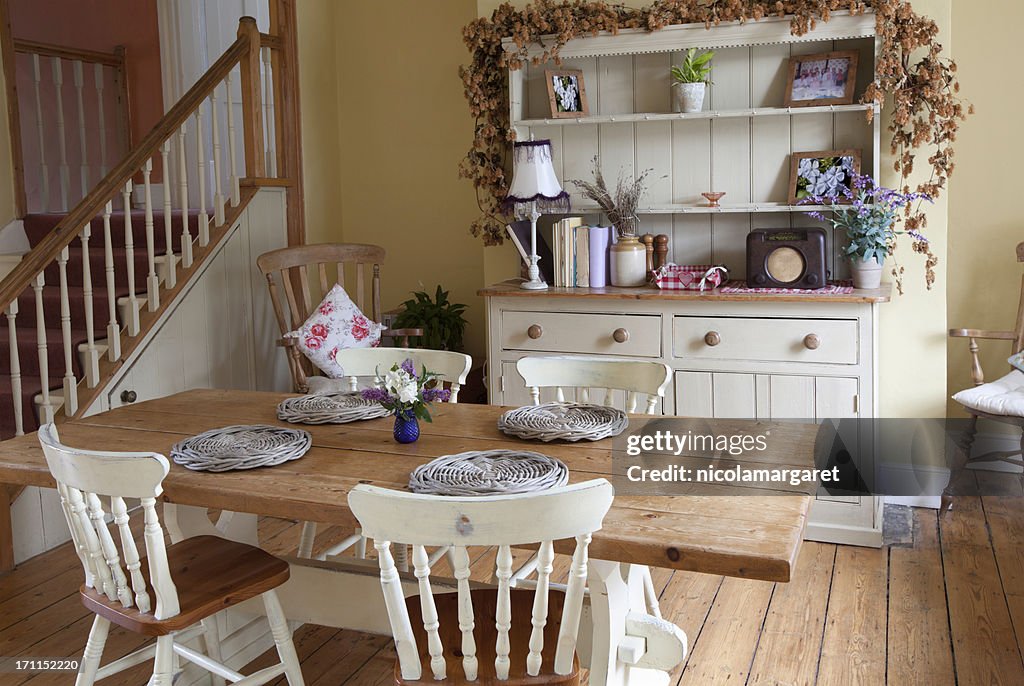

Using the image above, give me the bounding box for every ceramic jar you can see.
[673,82,706,113]
[610,235,648,287]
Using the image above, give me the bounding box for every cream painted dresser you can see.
[481,281,891,546]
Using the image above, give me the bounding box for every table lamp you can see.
[506,139,569,290]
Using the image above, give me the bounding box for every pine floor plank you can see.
[677,575,774,684]
[648,568,722,682]
[981,496,1024,660]
[746,542,835,686]
[942,497,1024,684]
[887,508,954,686]
[817,546,888,686]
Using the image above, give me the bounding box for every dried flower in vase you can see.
[569,156,653,238]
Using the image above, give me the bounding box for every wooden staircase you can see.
[0,16,288,440]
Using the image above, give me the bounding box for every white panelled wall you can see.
[9,188,289,564]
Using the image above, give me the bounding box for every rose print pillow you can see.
[1010,350,1024,374]
[287,284,383,378]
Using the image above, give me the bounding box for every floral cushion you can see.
[288,284,382,378]
[1010,350,1024,374]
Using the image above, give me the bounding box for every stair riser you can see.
[24,212,202,253]
[13,290,117,330]
[41,250,154,288]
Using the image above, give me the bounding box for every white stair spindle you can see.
[5,301,23,436]
[95,63,108,177]
[142,159,159,311]
[262,47,276,177]
[160,140,176,289]
[32,273,53,424]
[177,124,192,268]
[51,57,70,212]
[527,540,555,676]
[121,181,140,335]
[195,109,209,246]
[102,201,121,361]
[57,246,78,416]
[452,546,478,681]
[494,544,513,680]
[211,87,225,226]
[80,223,101,387]
[411,545,446,680]
[31,54,49,212]
[73,60,89,197]
[225,70,240,206]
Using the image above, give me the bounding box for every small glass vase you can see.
[393,410,420,444]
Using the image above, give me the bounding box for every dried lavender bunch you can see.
[570,156,652,237]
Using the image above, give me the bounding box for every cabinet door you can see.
[675,371,756,419]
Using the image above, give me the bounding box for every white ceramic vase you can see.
[610,235,648,287]
[673,82,706,113]
[850,256,883,290]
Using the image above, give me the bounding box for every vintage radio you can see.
[746,228,828,289]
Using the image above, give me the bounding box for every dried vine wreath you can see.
[459,0,970,291]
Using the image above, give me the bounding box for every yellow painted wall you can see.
[946,0,1023,416]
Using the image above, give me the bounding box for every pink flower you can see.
[309,323,328,339]
[351,322,369,341]
[319,301,334,316]
[304,336,322,350]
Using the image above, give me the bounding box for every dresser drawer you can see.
[500,311,661,357]
[673,316,858,364]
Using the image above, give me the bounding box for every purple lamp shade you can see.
[505,139,570,214]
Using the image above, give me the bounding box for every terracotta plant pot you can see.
[850,256,883,290]
[673,82,706,113]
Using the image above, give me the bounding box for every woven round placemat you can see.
[171,425,312,472]
[498,402,629,442]
[409,449,568,496]
[277,393,391,425]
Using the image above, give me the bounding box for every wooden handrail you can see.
[12,38,124,68]
[0,21,258,310]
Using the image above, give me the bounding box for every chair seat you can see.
[80,535,290,636]
[952,370,1024,417]
[398,588,580,685]
[305,375,351,395]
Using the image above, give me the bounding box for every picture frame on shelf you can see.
[788,149,862,205]
[783,50,859,107]
[545,69,589,118]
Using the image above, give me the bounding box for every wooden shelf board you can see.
[478,280,892,304]
[514,103,877,128]
[551,202,845,215]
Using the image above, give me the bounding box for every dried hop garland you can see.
[458,0,970,291]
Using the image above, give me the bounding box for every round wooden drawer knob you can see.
[613,328,630,343]
[527,324,543,339]
[121,390,138,404]
[804,334,821,350]
[704,331,721,347]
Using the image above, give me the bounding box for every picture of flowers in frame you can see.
[545,69,589,118]
[788,149,862,205]
[783,50,859,107]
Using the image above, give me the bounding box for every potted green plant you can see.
[392,286,468,351]
[805,174,931,289]
[671,48,714,113]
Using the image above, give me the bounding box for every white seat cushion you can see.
[306,376,352,395]
[952,370,1024,416]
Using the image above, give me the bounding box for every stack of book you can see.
[507,219,612,288]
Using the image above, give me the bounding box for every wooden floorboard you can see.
[2,497,1024,684]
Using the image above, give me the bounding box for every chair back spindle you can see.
[349,480,613,682]
[333,347,471,403]
[516,356,672,415]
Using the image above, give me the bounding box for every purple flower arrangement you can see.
[360,358,451,422]
[802,174,931,266]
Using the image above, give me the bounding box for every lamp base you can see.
[520,279,549,290]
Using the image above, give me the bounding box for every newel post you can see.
[237,17,266,178]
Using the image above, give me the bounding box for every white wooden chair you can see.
[295,347,473,562]
[37,424,305,686]
[515,355,672,415]
[348,479,614,684]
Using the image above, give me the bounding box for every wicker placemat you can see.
[409,449,568,496]
[498,402,629,442]
[171,425,312,472]
[277,393,391,424]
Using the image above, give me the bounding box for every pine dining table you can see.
[0,388,815,685]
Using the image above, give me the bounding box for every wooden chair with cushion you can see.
[515,355,672,415]
[37,424,305,686]
[295,347,473,561]
[348,479,614,685]
[946,241,1024,509]
[256,243,423,393]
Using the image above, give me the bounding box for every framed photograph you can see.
[783,50,859,107]
[545,69,589,118]
[788,149,862,205]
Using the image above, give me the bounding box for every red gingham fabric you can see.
[654,264,728,291]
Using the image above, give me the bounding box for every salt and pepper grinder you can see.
[654,234,670,271]
[641,234,655,281]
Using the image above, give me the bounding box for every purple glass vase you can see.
[393,410,420,444]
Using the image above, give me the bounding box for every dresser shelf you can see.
[514,102,877,128]
[554,202,856,215]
